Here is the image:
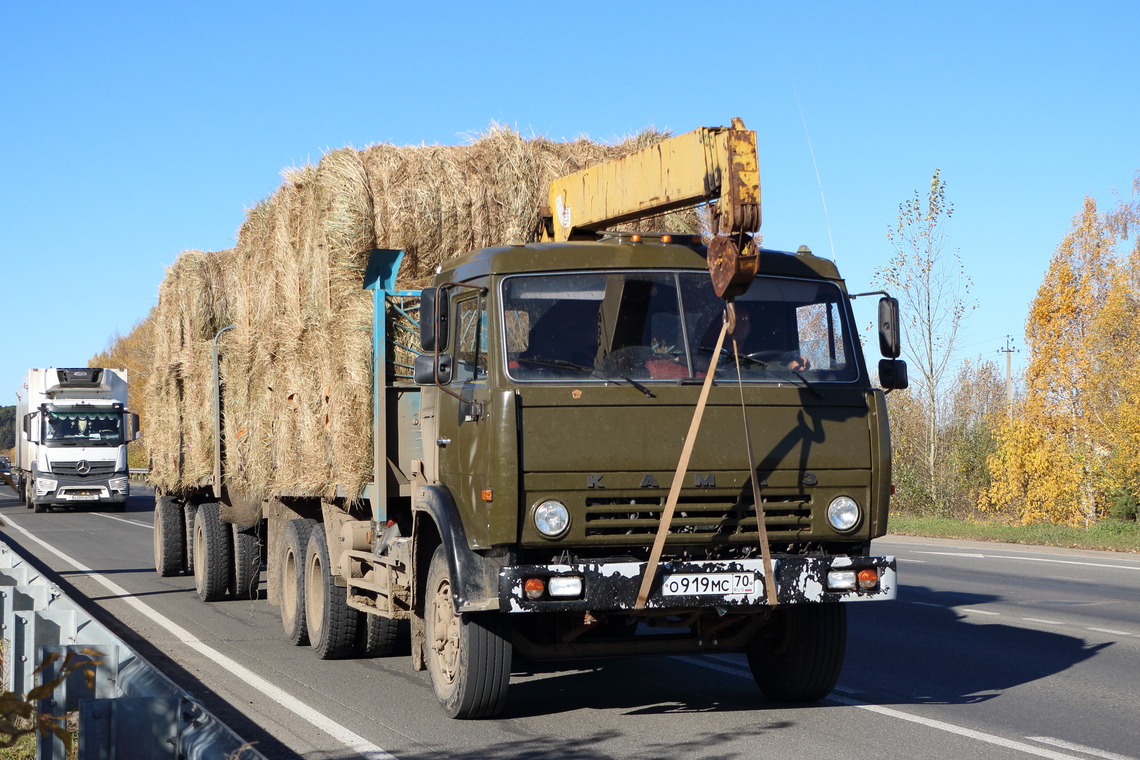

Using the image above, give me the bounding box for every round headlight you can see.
[827,496,860,532]
[533,500,570,538]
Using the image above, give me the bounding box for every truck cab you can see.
[416,234,892,560]
[398,234,900,715]
[15,368,138,512]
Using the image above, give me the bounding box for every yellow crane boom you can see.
[541,117,762,298]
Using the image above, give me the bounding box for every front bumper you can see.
[500,554,896,613]
[34,474,129,505]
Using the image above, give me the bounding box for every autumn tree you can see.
[983,178,1140,525]
[945,358,1005,513]
[877,170,973,513]
[89,309,157,469]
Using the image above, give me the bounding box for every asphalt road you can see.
[1,485,1137,760]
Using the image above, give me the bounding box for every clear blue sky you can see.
[2,1,1137,402]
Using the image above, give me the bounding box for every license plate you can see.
[67,494,99,501]
[662,572,756,596]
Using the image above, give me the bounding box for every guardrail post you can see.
[36,644,121,759]
[0,547,266,759]
[79,697,180,759]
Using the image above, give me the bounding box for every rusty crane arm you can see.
[541,117,762,298]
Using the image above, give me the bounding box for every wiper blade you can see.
[515,357,593,372]
[614,375,656,398]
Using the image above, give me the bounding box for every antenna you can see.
[784,58,836,261]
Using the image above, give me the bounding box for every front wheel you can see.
[424,546,511,718]
[747,603,847,703]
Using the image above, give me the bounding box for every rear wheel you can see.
[193,502,232,602]
[424,546,511,718]
[747,604,847,703]
[280,518,315,645]
[153,496,185,576]
[231,525,262,600]
[359,613,400,658]
[304,524,359,659]
[183,504,199,574]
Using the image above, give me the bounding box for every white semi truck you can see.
[14,367,138,513]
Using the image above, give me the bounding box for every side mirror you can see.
[26,413,41,444]
[130,412,141,441]
[413,353,453,386]
[878,296,901,359]
[879,359,909,391]
[420,287,450,352]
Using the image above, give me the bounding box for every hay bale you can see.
[145,125,690,501]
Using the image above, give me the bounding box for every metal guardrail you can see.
[0,545,264,758]
[128,468,148,482]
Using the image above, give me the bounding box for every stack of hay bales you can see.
[145,125,690,503]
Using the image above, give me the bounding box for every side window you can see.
[454,296,488,382]
[796,301,848,370]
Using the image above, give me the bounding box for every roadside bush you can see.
[1108,488,1139,522]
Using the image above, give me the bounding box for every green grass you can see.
[0,730,34,760]
[888,514,1140,553]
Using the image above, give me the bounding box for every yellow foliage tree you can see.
[88,309,157,469]
[983,178,1140,525]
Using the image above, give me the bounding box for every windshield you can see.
[44,410,124,445]
[502,271,859,384]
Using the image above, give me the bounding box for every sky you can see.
[2,1,1138,403]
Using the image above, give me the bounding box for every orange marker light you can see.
[481,489,494,502]
[661,234,672,243]
[857,568,879,590]
[631,234,642,243]
[524,578,545,600]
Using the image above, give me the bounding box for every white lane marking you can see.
[989,555,1140,572]
[1022,618,1063,625]
[960,608,1001,616]
[1087,627,1131,636]
[911,550,1140,572]
[1027,736,1138,760]
[677,656,1091,760]
[92,513,151,529]
[2,514,397,760]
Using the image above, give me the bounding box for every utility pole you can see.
[998,335,1018,417]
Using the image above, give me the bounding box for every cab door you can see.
[436,291,497,547]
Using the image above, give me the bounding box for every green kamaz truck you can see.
[151,122,906,718]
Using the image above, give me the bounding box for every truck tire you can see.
[193,502,232,602]
[28,480,47,513]
[231,525,262,601]
[304,524,359,659]
[747,603,847,703]
[183,503,199,574]
[424,546,511,718]
[153,496,185,576]
[359,613,400,658]
[280,518,315,645]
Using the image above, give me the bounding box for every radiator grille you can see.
[51,461,116,477]
[584,495,812,540]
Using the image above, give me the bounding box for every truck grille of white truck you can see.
[51,461,116,477]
